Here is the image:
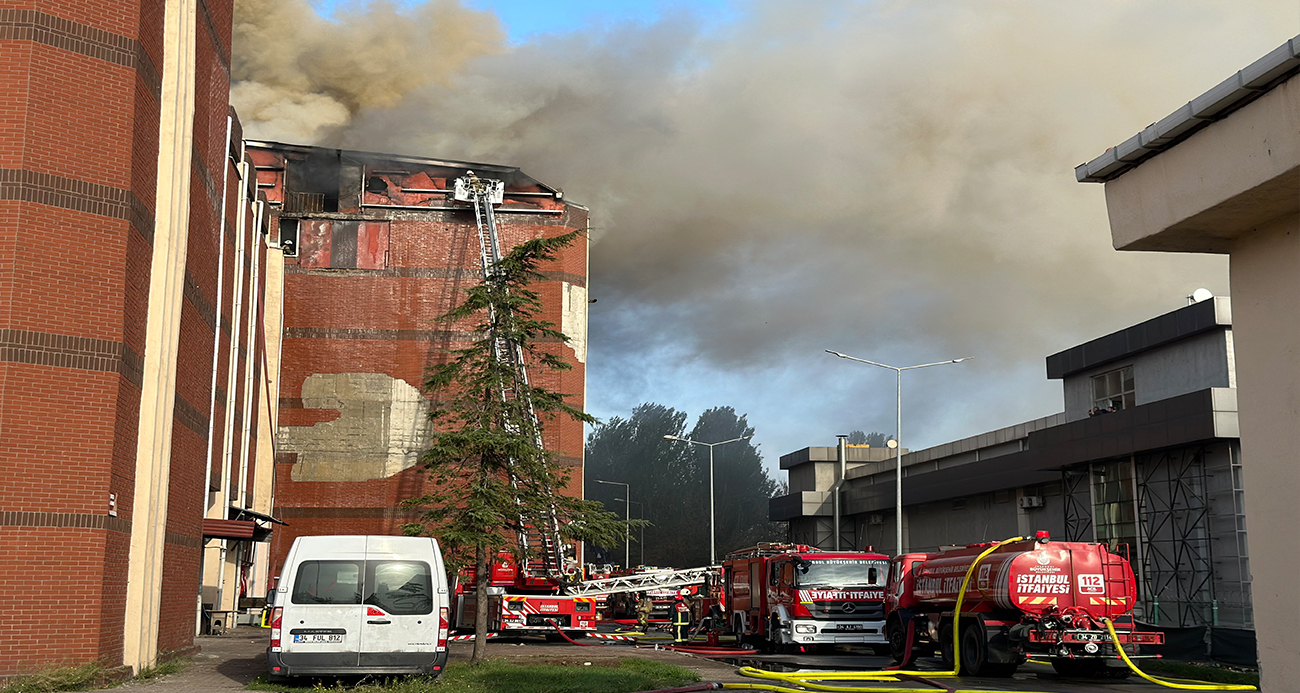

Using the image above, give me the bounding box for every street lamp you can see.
[825,350,971,555]
[615,498,645,565]
[663,433,753,565]
[594,479,630,569]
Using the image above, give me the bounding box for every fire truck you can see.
[884,531,1164,678]
[605,567,715,621]
[446,174,719,638]
[723,543,892,652]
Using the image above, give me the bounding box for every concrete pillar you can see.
[1227,212,1300,689]
[122,0,197,673]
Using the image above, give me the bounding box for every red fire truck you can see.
[451,552,600,637]
[723,543,892,652]
[884,531,1164,678]
[605,566,715,621]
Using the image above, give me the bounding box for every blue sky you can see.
[311,0,738,42]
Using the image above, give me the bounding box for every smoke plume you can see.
[232,0,1298,455]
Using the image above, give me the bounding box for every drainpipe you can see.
[216,155,251,613]
[833,435,848,550]
[198,114,234,636]
[238,199,265,508]
[203,114,233,519]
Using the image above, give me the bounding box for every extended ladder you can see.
[454,173,570,584]
[564,566,719,598]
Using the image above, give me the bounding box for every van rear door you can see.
[284,551,366,666]
[359,537,440,665]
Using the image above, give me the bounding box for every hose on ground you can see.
[547,620,606,646]
[712,535,1256,692]
[1102,618,1256,691]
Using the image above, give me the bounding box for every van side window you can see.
[292,561,362,605]
[365,561,433,615]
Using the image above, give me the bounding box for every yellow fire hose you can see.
[1102,618,1256,691]
[707,535,1256,692]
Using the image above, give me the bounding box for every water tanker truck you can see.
[884,531,1164,678]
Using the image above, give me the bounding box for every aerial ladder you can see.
[450,174,715,637]
[454,172,570,585]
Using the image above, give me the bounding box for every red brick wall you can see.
[259,146,589,577]
[0,0,247,675]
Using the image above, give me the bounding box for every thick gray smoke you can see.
[233,0,1297,457]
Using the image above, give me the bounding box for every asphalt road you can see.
[596,624,1172,692]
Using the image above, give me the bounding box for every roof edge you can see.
[1077,35,1300,184]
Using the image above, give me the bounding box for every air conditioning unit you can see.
[1019,495,1045,509]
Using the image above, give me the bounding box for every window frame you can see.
[1091,365,1136,411]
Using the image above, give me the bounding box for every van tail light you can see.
[437,606,449,651]
[270,607,283,648]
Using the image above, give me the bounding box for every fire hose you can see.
[642,534,1257,693]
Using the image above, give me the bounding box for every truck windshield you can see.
[795,559,890,587]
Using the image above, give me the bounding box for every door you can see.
[284,558,365,665]
[359,537,440,663]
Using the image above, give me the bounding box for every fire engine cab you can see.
[723,543,891,652]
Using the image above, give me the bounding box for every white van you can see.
[267,535,450,680]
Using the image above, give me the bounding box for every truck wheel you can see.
[886,618,911,663]
[938,624,955,669]
[959,623,986,676]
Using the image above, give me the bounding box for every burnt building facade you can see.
[246,142,591,576]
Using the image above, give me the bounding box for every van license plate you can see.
[294,634,343,644]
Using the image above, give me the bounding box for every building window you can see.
[1092,366,1135,412]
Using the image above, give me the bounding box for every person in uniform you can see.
[672,590,692,644]
[634,591,653,632]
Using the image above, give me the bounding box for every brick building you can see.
[0,0,279,678]
[245,142,591,577]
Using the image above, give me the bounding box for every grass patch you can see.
[247,657,698,693]
[0,664,104,693]
[1141,660,1259,686]
[134,658,187,681]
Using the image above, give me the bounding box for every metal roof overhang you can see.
[1076,36,1300,183]
[202,519,257,540]
[841,388,1235,514]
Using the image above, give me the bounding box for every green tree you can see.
[403,231,625,663]
[682,407,782,559]
[585,404,782,568]
[584,403,689,567]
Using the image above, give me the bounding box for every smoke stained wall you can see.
[232,0,1298,459]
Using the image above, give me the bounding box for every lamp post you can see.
[663,433,753,565]
[825,350,971,555]
[615,498,644,565]
[594,479,630,569]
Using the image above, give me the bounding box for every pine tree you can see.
[403,231,624,662]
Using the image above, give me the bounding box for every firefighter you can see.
[634,592,653,632]
[672,589,692,644]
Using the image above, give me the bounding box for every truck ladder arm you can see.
[457,173,570,583]
[565,567,718,597]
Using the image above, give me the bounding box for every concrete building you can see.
[0,0,280,678]
[773,298,1252,640]
[1075,35,1297,687]
[245,142,591,577]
